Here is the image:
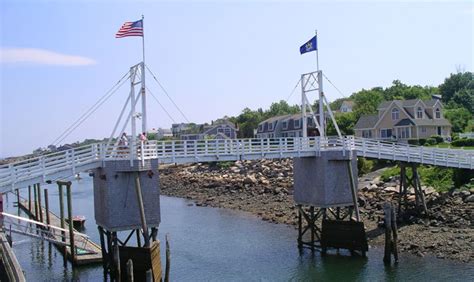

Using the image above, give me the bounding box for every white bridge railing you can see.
[0,136,473,192]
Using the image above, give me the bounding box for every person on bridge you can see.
[139,132,148,143]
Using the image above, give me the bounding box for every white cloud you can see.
[0,48,96,66]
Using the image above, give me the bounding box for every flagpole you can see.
[141,14,147,134]
[315,29,319,71]
[316,29,324,137]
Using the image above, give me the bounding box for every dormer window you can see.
[417,107,423,119]
[268,122,274,131]
[294,119,301,128]
[435,108,441,119]
[282,121,288,130]
[391,108,399,120]
[258,124,263,132]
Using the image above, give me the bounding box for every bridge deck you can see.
[17,200,102,265]
[0,136,472,192]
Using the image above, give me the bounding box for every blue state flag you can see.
[300,35,317,54]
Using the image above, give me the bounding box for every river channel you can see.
[3,176,473,281]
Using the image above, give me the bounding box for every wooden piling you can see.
[134,173,150,247]
[112,232,120,279]
[37,184,43,223]
[136,229,142,247]
[44,189,50,226]
[391,206,399,262]
[58,182,66,260]
[28,185,32,212]
[33,184,38,219]
[98,226,108,273]
[16,189,19,205]
[66,182,75,263]
[383,202,392,264]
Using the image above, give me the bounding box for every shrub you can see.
[451,138,474,147]
[430,135,444,144]
[357,157,374,176]
[408,139,419,145]
[418,138,427,146]
[425,138,437,146]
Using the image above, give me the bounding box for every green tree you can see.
[265,100,299,118]
[451,89,474,114]
[327,112,357,135]
[352,88,384,118]
[444,107,472,133]
[439,72,474,104]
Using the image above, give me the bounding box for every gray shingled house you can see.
[354,98,452,140]
[181,120,238,140]
[255,114,321,138]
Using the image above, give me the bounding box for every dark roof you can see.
[354,114,379,129]
[378,99,441,110]
[412,118,452,127]
[394,119,414,126]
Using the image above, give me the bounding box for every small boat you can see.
[66,215,86,230]
[75,173,82,180]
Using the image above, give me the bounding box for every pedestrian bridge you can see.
[1,136,472,193]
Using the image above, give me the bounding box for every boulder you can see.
[464,194,474,203]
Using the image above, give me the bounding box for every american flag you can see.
[115,20,143,38]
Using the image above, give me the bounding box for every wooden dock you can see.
[18,200,102,265]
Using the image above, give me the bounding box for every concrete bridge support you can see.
[93,159,161,281]
[293,150,367,254]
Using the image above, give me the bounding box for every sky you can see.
[1,0,473,158]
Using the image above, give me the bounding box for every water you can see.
[3,176,474,281]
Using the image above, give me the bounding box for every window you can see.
[435,108,441,119]
[307,117,312,126]
[380,129,392,139]
[362,130,372,138]
[417,107,423,119]
[397,127,410,139]
[391,108,399,120]
[294,119,301,128]
[421,126,426,133]
[258,124,263,132]
[268,122,274,131]
[282,121,288,130]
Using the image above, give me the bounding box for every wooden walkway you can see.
[0,232,26,282]
[18,200,102,265]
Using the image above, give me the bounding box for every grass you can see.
[380,164,454,192]
[425,142,474,150]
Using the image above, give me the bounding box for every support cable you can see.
[51,72,130,146]
[145,86,177,124]
[285,79,301,102]
[145,64,190,123]
[322,73,347,98]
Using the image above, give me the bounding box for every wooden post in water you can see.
[66,182,75,263]
[391,205,399,262]
[28,185,32,212]
[97,226,108,273]
[383,202,392,264]
[44,188,50,226]
[134,173,150,247]
[37,184,43,223]
[112,232,121,280]
[15,189,19,205]
[58,182,66,260]
[33,184,38,219]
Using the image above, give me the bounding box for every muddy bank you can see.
[159,159,473,263]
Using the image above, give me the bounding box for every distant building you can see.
[171,123,193,138]
[339,100,354,113]
[157,128,173,139]
[180,120,238,140]
[354,99,452,140]
[255,114,322,138]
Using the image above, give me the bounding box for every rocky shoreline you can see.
[159,159,474,263]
